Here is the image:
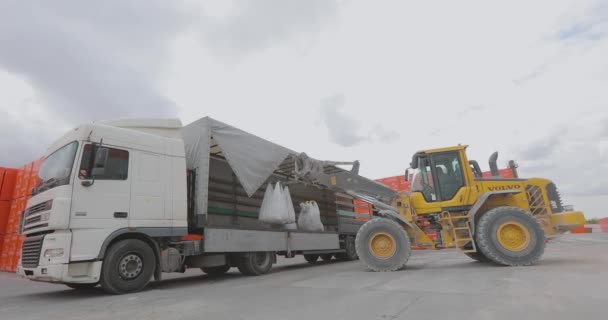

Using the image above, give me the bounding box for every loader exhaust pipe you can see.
[489,151,499,177]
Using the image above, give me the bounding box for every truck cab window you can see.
[79,144,129,180]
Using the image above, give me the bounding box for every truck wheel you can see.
[65,283,98,290]
[475,206,545,266]
[341,236,358,261]
[320,254,333,261]
[201,265,231,276]
[355,218,411,272]
[304,254,319,263]
[464,251,490,262]
[238,252,273,276]
[99,239,156,294]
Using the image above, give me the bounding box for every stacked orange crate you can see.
[10,160,40,271]
[0,163,34,272]
[1,168,18,271]
[1,186,19,271]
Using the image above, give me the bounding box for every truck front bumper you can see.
[18,261,102,284]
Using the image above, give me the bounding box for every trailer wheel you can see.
[304,254,319,263]
[355,218,411,272]
[201,265,231,276]
[99,239,156,294]
[65,282,98,290]
[237,252,273,276]
[475,206,545,266]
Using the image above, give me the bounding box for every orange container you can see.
[0,168,18,201]
[571,225,591,234]
[0,234,17,272]
[0,200,11,234]
[601,218,608,233]
[18,163,33,199]
[11,235,25,272]
[6,198,25,234]
[0,234,5,256]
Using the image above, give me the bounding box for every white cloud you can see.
[0,0,607,217]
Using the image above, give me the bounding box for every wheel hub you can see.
[119,253,143,279]
[368,232,397,259]
[254,253,269,267]
[496,221,530,252]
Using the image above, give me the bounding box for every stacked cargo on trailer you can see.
[17,117,375,293]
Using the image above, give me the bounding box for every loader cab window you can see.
[411,156,437,202]
[432,152,465,201]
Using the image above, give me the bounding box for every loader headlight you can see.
[43,248,64,258]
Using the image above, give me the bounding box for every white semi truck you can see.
[17,117,395,294]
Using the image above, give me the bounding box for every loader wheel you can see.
[237,252,273,276]
[320,254,333,261]
[201,265,231,276]
[304,254,319,263]
[355,218,411,272]
[475,206,545,266]
[464,251,491,263]
[99,239,155,294]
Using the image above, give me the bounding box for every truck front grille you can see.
[21,235,45,268]
[24,200,52,217]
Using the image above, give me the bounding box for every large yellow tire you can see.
[355,218,411,272]
[475,207,545,266]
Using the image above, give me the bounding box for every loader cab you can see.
[408,146,478,214]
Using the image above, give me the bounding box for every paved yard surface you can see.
[1,233,606,320]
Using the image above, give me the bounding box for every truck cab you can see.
[18,120,187,285]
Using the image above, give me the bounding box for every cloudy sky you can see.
[0,0,607,218]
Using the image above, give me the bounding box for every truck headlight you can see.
[40,212,51,221]
[43,248,64,258]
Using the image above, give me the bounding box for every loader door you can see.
[410,151,471,213]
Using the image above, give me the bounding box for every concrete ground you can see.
[1,233,606,320]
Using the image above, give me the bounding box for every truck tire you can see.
[201,265,231,276]
[237,252,273,276]
[336,236,358,261]
[464,251,491,262]
[355,218,411,272]
[475,206,545,266]
[99,239,156,294]
[304,254,319,263]
[65,282,98,290]
[320,254,333,261]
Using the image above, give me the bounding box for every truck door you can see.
[70,144,132,259]
[128,150,171,227]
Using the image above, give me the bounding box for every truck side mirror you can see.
[404,169,409,182]
[91,147,109,177]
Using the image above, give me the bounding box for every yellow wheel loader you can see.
[294,145,585,271]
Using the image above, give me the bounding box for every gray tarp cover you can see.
[181,117,294,215]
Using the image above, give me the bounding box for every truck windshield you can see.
[32,141,78,195]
